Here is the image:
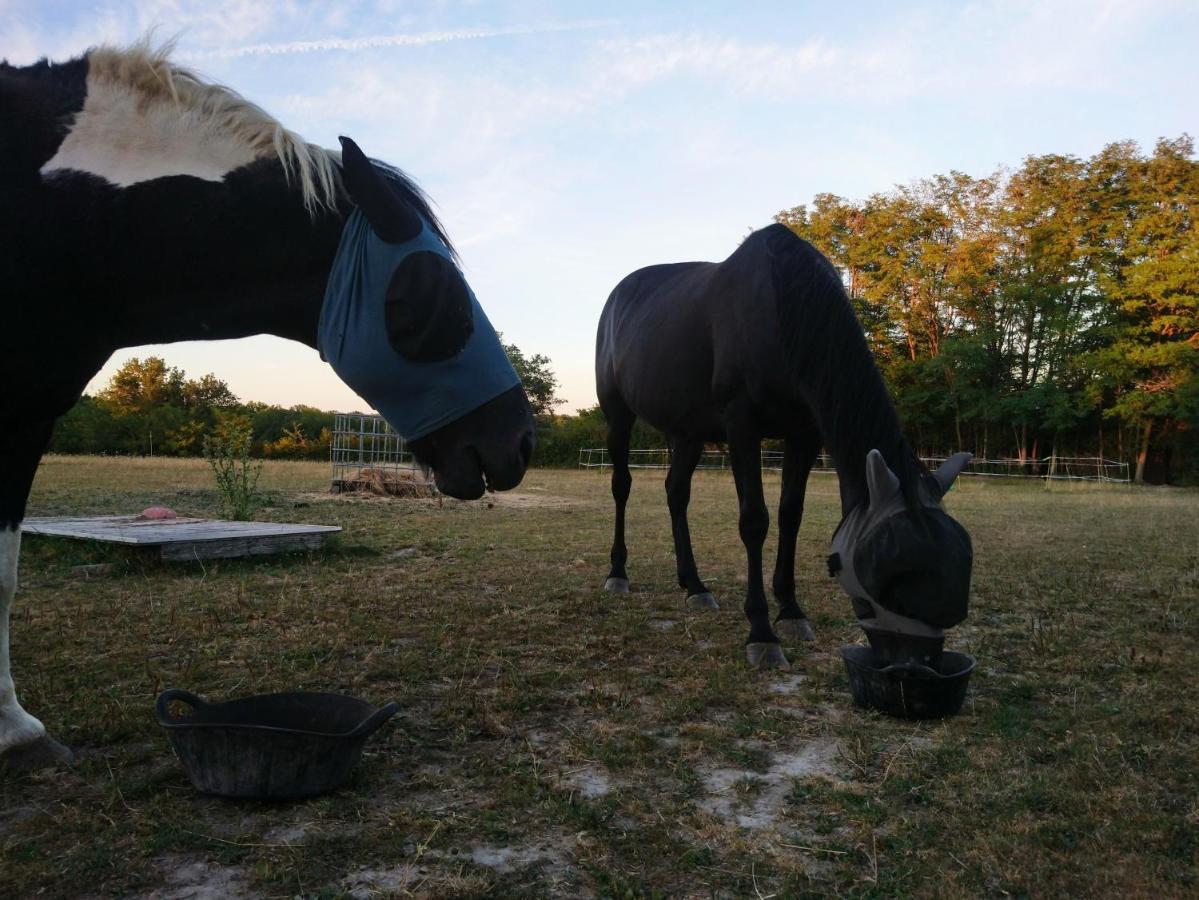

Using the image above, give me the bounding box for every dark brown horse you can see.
[596,224,972,669]
[1,42,535,768]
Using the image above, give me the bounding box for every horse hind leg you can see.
[602,402,634,594]
[0,422,74,771]
[665,436,718,610]
[771,435,820,643]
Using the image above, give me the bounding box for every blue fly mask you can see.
[318,209,519,439]
[829,450,974,635]
[318,138,520,441]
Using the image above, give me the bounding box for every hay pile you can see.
[336,467,438,498]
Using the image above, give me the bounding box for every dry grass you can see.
[2,455,1196,898]
[335,467,438,499]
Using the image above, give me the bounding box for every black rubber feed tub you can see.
[840,646,976,720]
[157,689,399,799]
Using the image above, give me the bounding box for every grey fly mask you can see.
[830,450,974,636]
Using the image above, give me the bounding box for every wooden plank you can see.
[22,518,148,544]
[159,532,331,561]
[21,517,341,558]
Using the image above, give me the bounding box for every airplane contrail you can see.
[183,20,612,60]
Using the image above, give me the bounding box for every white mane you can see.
[41,40,338,214]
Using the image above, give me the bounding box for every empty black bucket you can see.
[840,646,975,720]
[157,688,399,799]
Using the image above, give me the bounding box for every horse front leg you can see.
[602,406,635,594]
[0,420,74,771]
[727,426,788,670]
[772,435,820,643]
[665,437,718,610]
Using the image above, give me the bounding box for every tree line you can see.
[50,357,337,460]
[49,343,573,463]
[774,135,1197,484]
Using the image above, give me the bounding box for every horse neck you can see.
[804,366,920,514]
[46,161,347,352]
[776,260,919,513]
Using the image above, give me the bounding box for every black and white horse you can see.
[0,43,535,768]
[596,224,973,669]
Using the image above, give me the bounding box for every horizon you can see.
[6,0,1197,414]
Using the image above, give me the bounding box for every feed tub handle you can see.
[351,701,400,739]
[883,661,942,678]
[156,688,207,724]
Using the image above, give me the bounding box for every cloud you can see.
[598,33,843,96]
[182,19,611,60]
[0,0,308,63]
[592,0,1194,104]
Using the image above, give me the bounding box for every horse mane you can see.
[368,158,457,261]
[85,39,338,214]
[765,224,932,508]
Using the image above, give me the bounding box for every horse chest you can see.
[710,336,799,429]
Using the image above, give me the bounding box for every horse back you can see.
[596,239,802,437]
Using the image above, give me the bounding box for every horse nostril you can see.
[519,430,535,468]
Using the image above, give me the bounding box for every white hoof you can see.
[746,642,791,670]
[0,735,75,772]
[774,617,816,642]
[603,577,630,594]
[686,592,719,611]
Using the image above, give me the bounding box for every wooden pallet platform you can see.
[21,516,341,560]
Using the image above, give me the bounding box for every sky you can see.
[4,0,1197,414]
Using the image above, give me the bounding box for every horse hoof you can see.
[686,592,719,611]
[774,617,816,642]
[746,643,790,670]
[603,577,630,594]
[0,735,76,773]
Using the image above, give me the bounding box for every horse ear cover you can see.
[865,449,901,510]
[338,136,422,243]
[932,452,973,497]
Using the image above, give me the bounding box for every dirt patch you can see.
[341,838,574,896]
[300,487,580,510]
[524,727,559,750]
[135,859,249,899]
[261,822,316,845]
[698,737,842,830]
[763,703,846,724]
[559,763,614,799]
[470,843,555,872]
[342,864,426,898]
[765,674,808,694]
[464,491,581,510]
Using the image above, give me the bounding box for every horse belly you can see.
[613,351,725,438]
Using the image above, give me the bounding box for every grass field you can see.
[2,455,1197,898]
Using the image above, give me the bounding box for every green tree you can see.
[1095,136,1199,481]
[182,373,239,410]
[501,339,563,418]
[98,356,187,414]
[92,357,241,456]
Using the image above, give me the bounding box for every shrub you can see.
[202,416,263,520]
